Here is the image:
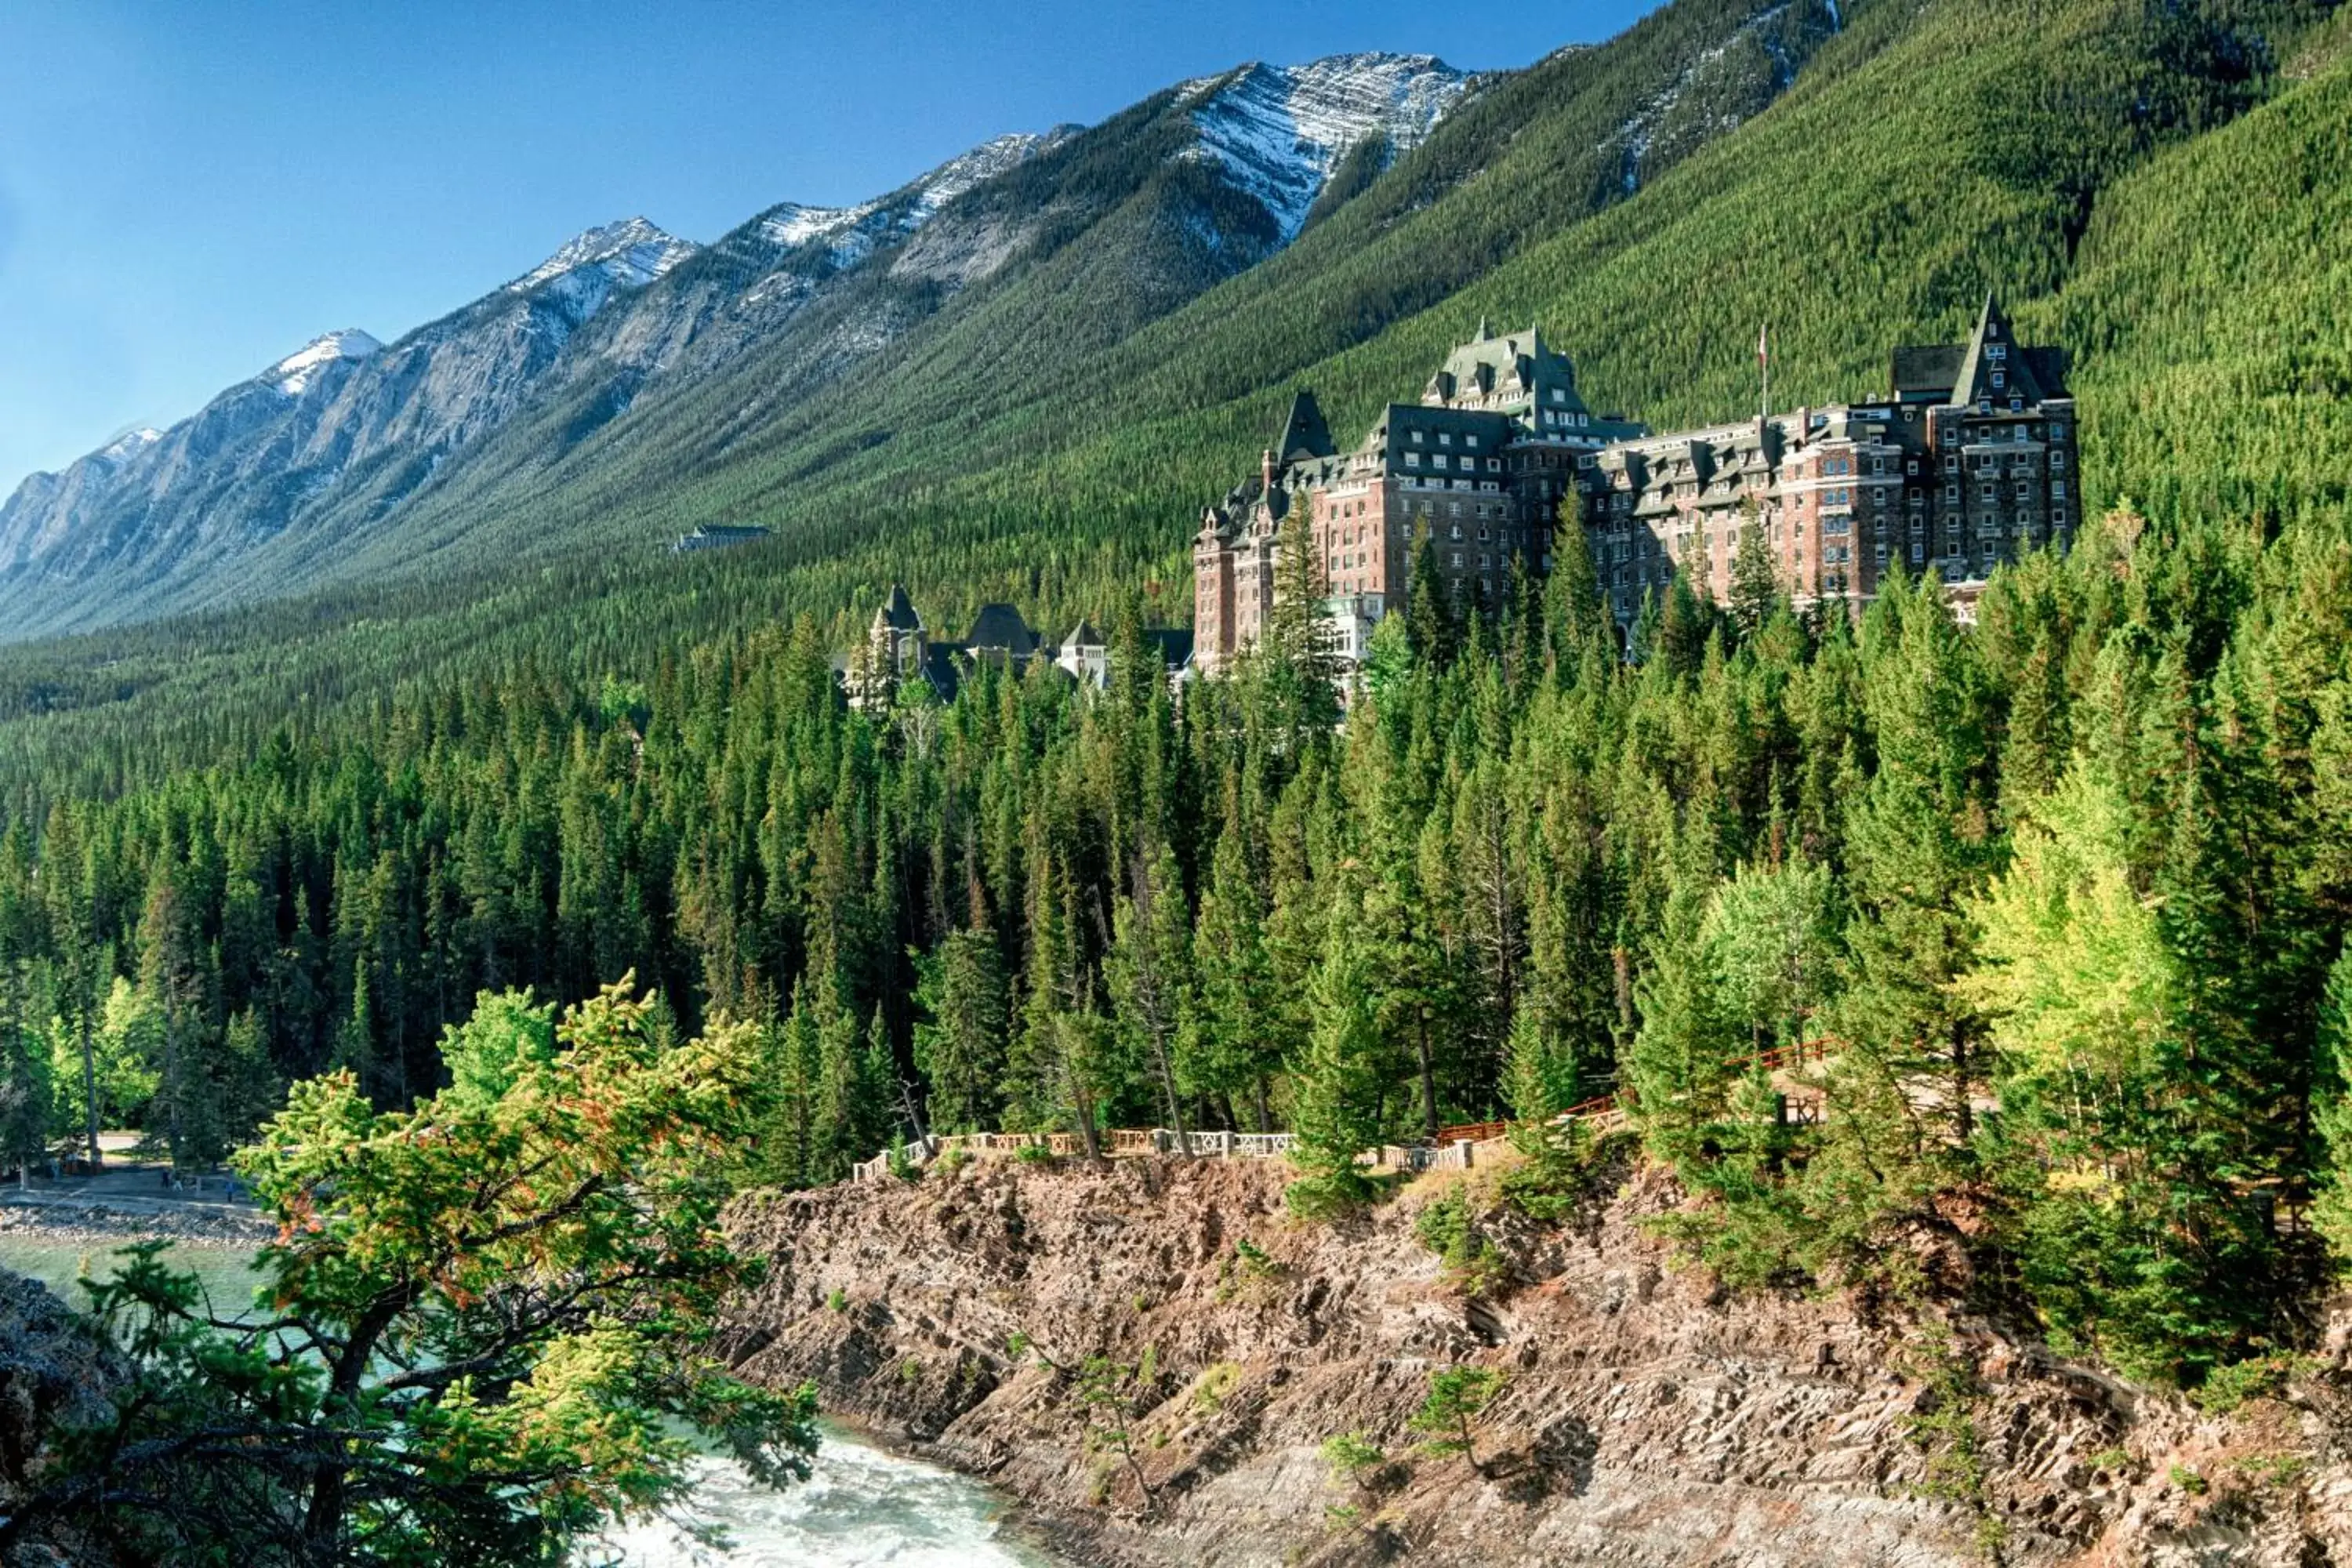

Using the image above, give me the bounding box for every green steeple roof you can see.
[1947,293,2048,407]
[1274,390,1338,463]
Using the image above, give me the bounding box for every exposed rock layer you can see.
[0,1269,128,1567]
[722,1156,2352,1566]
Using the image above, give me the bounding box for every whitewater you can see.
[594,1433,1057,1567]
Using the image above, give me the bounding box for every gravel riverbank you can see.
[0,1196,271,1249]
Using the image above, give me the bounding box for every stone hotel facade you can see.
[1193,296,2075,668]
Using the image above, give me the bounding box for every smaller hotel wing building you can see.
[1579,295,2077,627]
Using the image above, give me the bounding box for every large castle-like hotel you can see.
[1192,296,2076,669]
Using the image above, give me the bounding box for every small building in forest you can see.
[850,589,1191,706]
[670,524,771,554]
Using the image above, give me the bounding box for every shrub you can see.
[1413,1187,1510,1299]
[1190,1360,1244,1414]
[1410,1367,1505,1476]
[1320,1432,1385,1493]
[2190,1352,2305,1414]
[1234,1237,1283,1279]
[1284,1167,1376,1220]
[1499,1118,1627,1221]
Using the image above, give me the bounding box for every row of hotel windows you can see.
[1324,517,1531,550]
[1593,475,2070,517]
[1595,506,2072,564]
[1606,528,2052,595]
[1403,450,1504,472]
[1333,498,1518,524]
[1588,420,2069,490]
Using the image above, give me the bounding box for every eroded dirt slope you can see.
[722,1156,2352,1566]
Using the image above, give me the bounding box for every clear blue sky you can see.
[0,1,1657,495]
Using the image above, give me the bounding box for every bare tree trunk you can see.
[1127,858,1191,1156]
[80,998,100,1171]
[1415,1009,1440,1145]
[162,1003,182,1174]
[1951,1026,1973,1143]
[1071,1069,1102,1162]
[1150,1037,1191,1155]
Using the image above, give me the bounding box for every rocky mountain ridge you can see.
[0,216,701,601]
[720,1154,2352,1568]
[0,50,1471,637]
[1178,53,1470,240]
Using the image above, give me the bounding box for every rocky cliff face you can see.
[0,1269,128,1567]
[721,1155,2352,1567]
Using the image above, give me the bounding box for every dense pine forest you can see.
[4,0,2349,800]
[3,505,2352,1388]
[0,0,2346,1401]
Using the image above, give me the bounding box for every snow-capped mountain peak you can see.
[268,328,383,397]
[509,217,698,295]
[753,128,1076,267]
[97,427,165,464]
[1181,52,1470,240]
[760,200,880,252]
[902,130,1070,223]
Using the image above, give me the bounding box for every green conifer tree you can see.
[1286,894,1385,1214]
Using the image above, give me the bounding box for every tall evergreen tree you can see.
[1286,891,1385,1213]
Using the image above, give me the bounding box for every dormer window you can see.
[1552,389,1566,404]
[1990,370,2005,390]
[1410,430,1425,444]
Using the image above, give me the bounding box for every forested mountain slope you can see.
[272,0,1852,608]
[3,0,2352,1497]
[0,54,1469,639]
[0,0,2344,801]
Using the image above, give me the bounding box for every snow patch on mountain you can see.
[1605,3,1794,196]
[97,427,165,464]
[761,201,877,249]
[902,131,1067,223]
[508,217,697,295]
[1180,53,1469,240]
[269,329,382,397]
[754,129,1072,271]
